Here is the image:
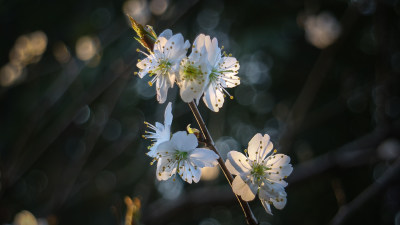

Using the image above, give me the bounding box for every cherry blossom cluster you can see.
[134,26,293,216]
[136,30,240,112]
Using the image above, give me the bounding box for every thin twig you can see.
[47,72,130,210]
[188,101,259,225]
[330,157,400,225]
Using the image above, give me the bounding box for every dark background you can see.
[1,0,400,224]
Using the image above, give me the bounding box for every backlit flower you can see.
[143,102,173,157]
[193,34,240,112]
[226,133,293,215]
[155,131,219,183]
[177,35,211,103]
[137,29,190,103]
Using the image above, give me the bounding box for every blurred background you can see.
[1,0,400,224]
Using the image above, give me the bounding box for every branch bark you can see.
[188,102,259,225]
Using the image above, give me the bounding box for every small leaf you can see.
[128,16,157,52]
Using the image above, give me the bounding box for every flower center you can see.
[155,59,171,75]
[175,151,188,161]
[209,69,219,82]
[251,163,270,182]
[182,63,203,81]
[159,60,171,70]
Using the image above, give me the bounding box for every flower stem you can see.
[188,101,259,225]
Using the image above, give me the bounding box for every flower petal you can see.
[136,57,152,78]
[159,29,172,39]
[156,75,170,104]
[154,37,168,55]
[156,156,176,181]
[226,151,251,175]
[248,133,273,162]
[170,131,198,152]
[164,102,173,126]
[232,175,257,201]
[272,194,287,210]
[193,34,206,50]
[207,37,221,67]
[189,148,219,168]
[260,198,273,215]
[191,163,201,183]
[267,154,291,167]
[180,161,193,184]
[164,34,187,60]
[202,82,224,112]
[259,183,285,199]
[156,140,175,156]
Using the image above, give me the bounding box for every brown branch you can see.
[288,127,390,185]
[188,102,259,225]
[128,15,258,225]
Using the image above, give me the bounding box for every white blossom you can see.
[137,29,190,103]
[177,34,211,103]
[192,34,240,112]
[143,102,173,157]
[155,131,219,183]
[226,133,293,215]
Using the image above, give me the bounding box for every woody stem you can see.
[188,101,259,225]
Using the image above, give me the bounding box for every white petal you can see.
[248,133,273,162]
[226,151,251,174]
[220,56,239,69]
[147,145,158,158]
[219,57,240,88]
[267,154,291,167]
[170,131,198,151]
[156,156,176,180]
[156,140,175,155]
[164,102,173,126]
[183,40,190,50]
[280,164,293,177]
[272,193,287,210]
[260,198,273,215]
[191,163,202,183]
[159,29,172,39]
[207,37,221,67]
[267,166,293,183]
[154,37,168,54]
[180,161,193,184]
[136,58,151,78]
[202,82,224,112]
[259,183,285,199]
[155,122,164,131]
[225,159,240,176]
[193,34,206,50]
[232,176,257,201]
[164,34,186,59]
[180,80,206,102]
[189,148,219,168]
[156,75,170,104]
